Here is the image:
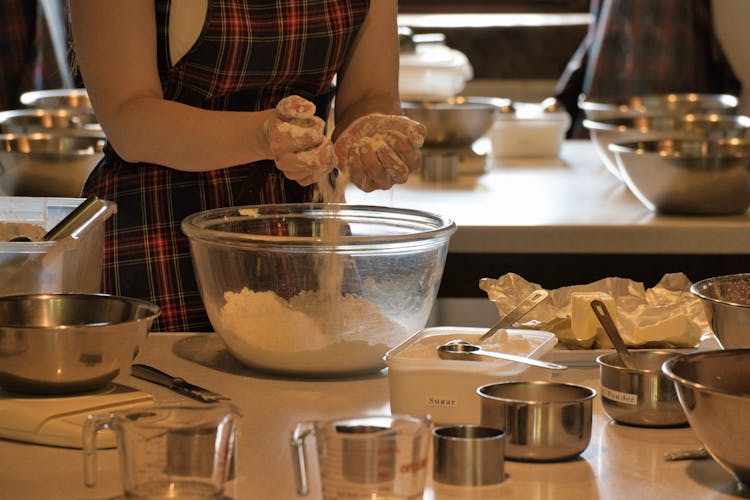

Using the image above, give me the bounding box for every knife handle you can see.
[131,363,184,389]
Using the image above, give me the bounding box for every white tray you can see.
[551,332,721,367]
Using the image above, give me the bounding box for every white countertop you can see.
[0,333,744,500]
[346,141,750,255]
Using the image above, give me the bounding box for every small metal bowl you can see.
[402,96,510,149]
[579,93,739,121]
[597,350,687,427]
[0,108,102,135]
[477,380,596,462]
[663,349,750,490]
[0,293,160,394]
[19,88,92,110]
[691,273,750,349]
[584,114,750,180]
[0,132,105,197]
[609,138,750,215]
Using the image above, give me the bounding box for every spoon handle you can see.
[479,289,549,342]
[474,348,568,370]
[590,299,638,370]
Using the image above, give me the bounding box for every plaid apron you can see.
[82,0,370,331]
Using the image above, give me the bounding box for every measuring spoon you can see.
[437,340,567,370]
[479,289,550,343]
[590,299,638,370]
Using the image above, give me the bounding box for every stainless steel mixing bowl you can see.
[584,114,750,180]
[477,380,596,462]
[662,349,750,489]
[19,88,92,110]
[609,138,750,215]
[579,93,739,121]
[691,273,750,349]
[401,96,509,148]
[0,132,105,197]
[0,293,160,394]
[0,108,102,135]
[597,350,687,427]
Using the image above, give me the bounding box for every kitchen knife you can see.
[131,364,230,403]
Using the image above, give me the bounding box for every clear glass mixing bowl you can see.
[182,203,456,376]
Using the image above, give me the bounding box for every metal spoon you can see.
[479,289,549,342]
[590,299,638,370]
[437,340,567,370]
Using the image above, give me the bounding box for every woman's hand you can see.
[265,95,337,186]
[334,114,426,192]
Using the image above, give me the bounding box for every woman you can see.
[555,0,740,138]
[68,0,425,332]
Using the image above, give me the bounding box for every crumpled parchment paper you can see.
[479,272,709,349]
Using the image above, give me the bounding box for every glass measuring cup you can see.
[83,402,241,499]
[290,414,430,499]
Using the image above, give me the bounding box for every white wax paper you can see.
[479,272,709,349]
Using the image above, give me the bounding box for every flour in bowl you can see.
[217,287,409,373]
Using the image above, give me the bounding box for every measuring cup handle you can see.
[289,422,315,497]
[82,413,114,487]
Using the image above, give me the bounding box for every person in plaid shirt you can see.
[68,1,424,332]
[556,0,740,138]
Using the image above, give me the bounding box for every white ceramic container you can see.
[490,104,570,159]
[385,326,558,425]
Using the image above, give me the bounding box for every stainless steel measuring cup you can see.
[290,414,430,499]
[83,402,241,499]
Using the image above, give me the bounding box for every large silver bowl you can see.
[182,203,456,376]
[19,88,92,110]
[579,93,739,121]
[0,108,102,135]
[0,132,105,197]
[609,138,750,215]
[584,114,750,180]
[0,293,160,394]
[691,273,750,349]
[662,349,750,489]
[401,96,509,148]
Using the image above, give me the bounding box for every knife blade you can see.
[131,364,230,403]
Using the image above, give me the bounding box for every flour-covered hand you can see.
[334,114,426,192]
[265,95,336,186]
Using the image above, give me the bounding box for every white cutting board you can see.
[0,383,154,449]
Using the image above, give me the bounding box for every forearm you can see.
[103,96,274,171]
[332,0,402,140]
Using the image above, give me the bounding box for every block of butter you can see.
[570,292,617,349]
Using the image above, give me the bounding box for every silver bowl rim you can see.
[0,108,98,120]
[662,348,750,398]
[19,88,89,106]
[690,273,750,308]
[476,380,597,404]
[608,137,750,156]
[583,113,750,132]
[0,292,161,329]
[0,132,106,156]
[401,95,512,110]
[578,93,739,112]
[596,350,680,374]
